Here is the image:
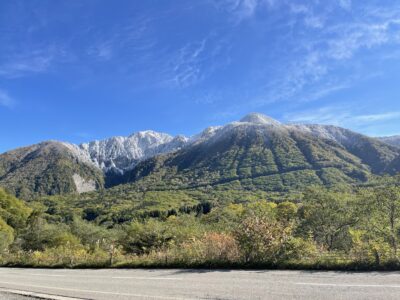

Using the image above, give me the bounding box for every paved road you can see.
[0,268,400,300]
[0,293,34,300]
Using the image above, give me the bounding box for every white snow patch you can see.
[240,113,281,126]
[60,142,95,166]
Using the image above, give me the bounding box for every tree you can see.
[0,217,14,253]
[298,187,357,251]
[276,202,298,224]
[234,201,294,264]
[121,219,174,254]
[0,188,31,230]
[359,186,400,259]
[20,211,81,251]
[70,216,112,249]
[235,215,292,264]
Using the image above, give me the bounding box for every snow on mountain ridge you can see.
[59,113,396,175]
[190,126,223,144]
[286,124,359,145]
[239,113,281,126]
[60,142,95,166]
[378,135,400,147]
[79,130,188,173]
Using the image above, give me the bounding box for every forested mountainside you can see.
[1,113,399,200]
[122,114,400,193]
[0,141,104,199]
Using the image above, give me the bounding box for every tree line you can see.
[0,181,400,269]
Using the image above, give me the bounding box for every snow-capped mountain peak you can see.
[79,130,188,173]
[42,113,400,176]
[239,113,281,126]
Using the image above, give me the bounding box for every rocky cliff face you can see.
[79,130,188,173]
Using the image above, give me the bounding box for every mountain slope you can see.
[0,141,104,199]
[379,135,400,147]
[0,130,189,198]
[1,113,399,199]
[289,124,400,173]
[122,114,400,192]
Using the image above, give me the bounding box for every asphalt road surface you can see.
[0,268,400,300]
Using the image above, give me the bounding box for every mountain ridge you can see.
[122,118,397,193]
[1,113,399,199]
[378,135,400,147]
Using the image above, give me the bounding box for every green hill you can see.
[0,141,104,200]
[122,121,399,192]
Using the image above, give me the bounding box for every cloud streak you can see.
[0,89,15,108]
[216,0,279,22]
[161,32,231,89]
[166,39,207,88]
[0,44,67,79]
[339,0,352,11]
[244,2,400,109]
[285,107,400,128]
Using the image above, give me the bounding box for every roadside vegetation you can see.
[0,177,400,270]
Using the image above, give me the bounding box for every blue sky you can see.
[1,0,400,152]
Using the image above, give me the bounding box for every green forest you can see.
[1,175,400,270]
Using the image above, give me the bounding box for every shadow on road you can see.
[165,268,400,276]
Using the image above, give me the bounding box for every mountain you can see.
[122,113,400,192]
[379,135,400,147]
[80,131,188,174]
[289,124,399,174]
[0,131,189,199]
[1,113,400,199]
[0,141,104,199]
[79,131,188,186]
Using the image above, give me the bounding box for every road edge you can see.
[0,288,88,300]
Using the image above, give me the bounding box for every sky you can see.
[1,0,400,153]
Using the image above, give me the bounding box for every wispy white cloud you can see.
[87,42,114,61]
[0,10,153,80]
[353,112,400,123]
[201,1,400,126]
[288,3,326,29]
[285,106,400,127]
[219,0,276,21]
[213,1,400,114]
[339,0,352,11]
[285,106,345,125]
[0,55,51,78]
[325,20,400,60]
[0,45,66,79]
[253,4,400,106]
[0,89,15,108]
[161,33,231,89]
[297,82,351,103]
[165,39,207,88]
[304,15,324,29]
[85,16,152,62]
